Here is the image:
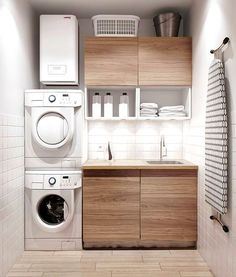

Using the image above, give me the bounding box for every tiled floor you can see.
[7,250,213,277]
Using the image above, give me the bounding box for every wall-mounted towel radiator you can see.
[205,37,229,232]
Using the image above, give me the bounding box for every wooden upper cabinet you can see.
[138,37,192,86]
[85,37,138,86]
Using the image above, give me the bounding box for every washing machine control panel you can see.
[48,177,56,185]
[44,173,82,189]
[25,171,82,190]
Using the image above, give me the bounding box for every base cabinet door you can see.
[83,170,140,245]
[141,169,197,243]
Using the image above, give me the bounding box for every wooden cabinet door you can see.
[139,37,192,86]
[141,169,197,242]
[83,170,140,242]
[85,38,138,86]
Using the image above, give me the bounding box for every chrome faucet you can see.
[160,135,167,160]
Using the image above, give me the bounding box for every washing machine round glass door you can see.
[36,112,69,146]
[37,194,69,225]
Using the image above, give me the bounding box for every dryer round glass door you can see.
[37,112,69,146]
[37,194,69,225]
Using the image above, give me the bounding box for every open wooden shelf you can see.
[85,86,191,121]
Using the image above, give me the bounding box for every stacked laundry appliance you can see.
[24,15,84,251]
[24,89,84,250]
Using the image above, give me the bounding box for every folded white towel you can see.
[140,113,158,117]
[159,105,185,112]
[140,103,158,109]
[140,108,158,114]
[159,111,186,117]
[159,110,186,114]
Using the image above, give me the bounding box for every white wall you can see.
[0,0,39,115]
[0,114,24,277]
[0,0,38,276]
[88,121,183,160]
[184,0,236,276]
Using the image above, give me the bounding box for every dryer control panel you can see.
[25,90,83,107]
[44,92,82,107]
[25,170,82,190]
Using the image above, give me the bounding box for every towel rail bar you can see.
[210,214,229,233]
[210,37,230,54]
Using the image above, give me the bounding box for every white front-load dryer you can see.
[31,107,74,149]
[25,169,82,250]
[25,89,85,169]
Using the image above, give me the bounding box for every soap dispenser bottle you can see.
[92,92,101,118]
[104,92,113,118]
[119,92,129,118]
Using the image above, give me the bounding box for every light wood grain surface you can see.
[85,37,138,86]
[82,167,197,248]
[141,172,197,242]
[7,250,213,277]
[138,37,192,86]
[85,37,192,87]
[83,173,140,241]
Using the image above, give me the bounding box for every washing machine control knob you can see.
[48,177,56,186]
[48,95,56,103]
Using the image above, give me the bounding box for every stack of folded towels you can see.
[158,105,186,117]
[140,103,158,117]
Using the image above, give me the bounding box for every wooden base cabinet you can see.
[141,169,197,244]
[83,170,140,245]
[83,168,197,248]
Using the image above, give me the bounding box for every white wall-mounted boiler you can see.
[40,15,79,85]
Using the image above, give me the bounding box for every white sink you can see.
[146,160,183,164]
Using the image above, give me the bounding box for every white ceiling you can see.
[29,0,192,19]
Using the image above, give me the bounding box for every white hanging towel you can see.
[205,58,228,214]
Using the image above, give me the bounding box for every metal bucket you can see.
[153,12,182,37]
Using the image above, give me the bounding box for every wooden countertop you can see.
[82,159,198,170]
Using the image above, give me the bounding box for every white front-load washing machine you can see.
[25,89,85,169]
[25,169,82,250]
